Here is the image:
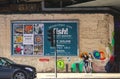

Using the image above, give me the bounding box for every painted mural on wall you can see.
[71,51,108,73]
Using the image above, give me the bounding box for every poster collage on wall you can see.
[13,23,44,55]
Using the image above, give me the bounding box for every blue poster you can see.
[44,21,78,56]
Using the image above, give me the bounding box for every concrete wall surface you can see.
[0,13,114,72]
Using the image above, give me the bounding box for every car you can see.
[0,57,36,79]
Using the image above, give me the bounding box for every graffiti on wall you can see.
[71,50,109,73]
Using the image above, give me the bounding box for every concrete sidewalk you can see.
[36,73,120,79]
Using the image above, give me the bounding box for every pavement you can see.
[36,73,120,79]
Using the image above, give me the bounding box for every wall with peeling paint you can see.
[0,14,114,72]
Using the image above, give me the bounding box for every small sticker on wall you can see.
[67,57,71,62]
[57,60,65,70]
[39,58,49,62]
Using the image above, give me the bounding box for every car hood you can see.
[11,64,36,70]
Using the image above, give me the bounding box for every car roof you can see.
[0,57,7,59]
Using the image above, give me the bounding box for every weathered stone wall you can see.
[0,14,114,72]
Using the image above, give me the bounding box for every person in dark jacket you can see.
[105,55,117,73]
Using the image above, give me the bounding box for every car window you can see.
[3,58,15,64]
[0,59,3,66]
[0,59,7,66]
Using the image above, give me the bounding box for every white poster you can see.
[23,34,34,45]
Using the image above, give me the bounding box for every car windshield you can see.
[1,58,16,65]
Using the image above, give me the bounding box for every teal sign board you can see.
[11,21,78,56]
[44,21,78,56]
